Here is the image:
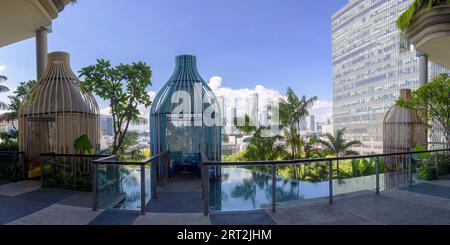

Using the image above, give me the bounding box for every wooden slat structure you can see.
[383,89,427,168]
[18,51,100,171]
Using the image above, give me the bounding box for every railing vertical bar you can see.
[434,153,439,179]
[272,163,276,213]
[160,156,164,187]
[140,164,145,215]
[329,160,333,204]
[408,153,412,186]
[92,163,97,211]
[73,156,76,191]
[151,159,157,199]
[375,156,380,195]
[201,163,209,216]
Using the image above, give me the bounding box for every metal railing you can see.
[40,153,111,191]
[200,148,450,216]
[92,150,170,215]
[0,151,26,182]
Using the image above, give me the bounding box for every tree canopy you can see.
[79,59,152,155]
[397,73,450,145]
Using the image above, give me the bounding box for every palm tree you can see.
[279,87,317,159]
[235,114,286,161]
[317,128,362,176]
[0,75,10,110]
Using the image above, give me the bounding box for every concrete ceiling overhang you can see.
[0,0,71,48]
[406,4,450,69]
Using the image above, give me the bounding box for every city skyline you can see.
[0,0,347,122]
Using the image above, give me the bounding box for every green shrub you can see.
[397,0,450,31]
[418,162,437,180]
[436,154,450,175]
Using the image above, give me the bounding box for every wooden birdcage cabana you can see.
[383,89,427,169]
[18,52,100,171]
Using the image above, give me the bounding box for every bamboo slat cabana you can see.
[383,89,427,169]
[150,55,222,181]
[18,52,100,172]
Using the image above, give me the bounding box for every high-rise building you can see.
[100,115,114,136]
[332,0,449,154]
[309,115,315,132]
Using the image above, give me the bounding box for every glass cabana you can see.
[150,55,221,180]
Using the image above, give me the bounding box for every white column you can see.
[417,51,428,85]
[36,28,48,81]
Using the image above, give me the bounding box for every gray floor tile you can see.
[210,210,277,225]
[134,213,211,225]
[401,183,450,200]
[0,195,49,224]
[270,203,379,225]
[334,194,428,224]
[8,204,102,225]
[58,192,93,208]
[16,188,76,205]
[146,192,203,213]
[89,209,139,225]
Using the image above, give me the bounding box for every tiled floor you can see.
[2,180,450,225]
[8,204,102,225]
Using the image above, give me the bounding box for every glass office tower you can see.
[332,0,449,154]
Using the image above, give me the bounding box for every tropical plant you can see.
[279,87,317,159]
[397,74,450,146]
[0,80,37,132]
[235,115,286,161]
[0,131,18,151]
[317,128,362,177]
[397,0,450,31]
[0,75,10,110]
[79,60,152,155]
[73,134,94,154]
[418,161,437,180]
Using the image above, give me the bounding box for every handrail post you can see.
[201,162,209,216]
[159,156,164,187]
[434,153,439,179]
[92,163,97,211]
[140,164,146,215]
[272,163,276,213]
[329,160,333,204]
[375,156,380,195]
[151,159,157,199]
[408,153,413,186]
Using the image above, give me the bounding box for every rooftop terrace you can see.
[1,176,450,225]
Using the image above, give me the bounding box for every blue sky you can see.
[0,0,347,114]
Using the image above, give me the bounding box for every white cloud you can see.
[208,76,333,123]
[208,76,283,112]
[0,64,5,72]
[310,99,333,123]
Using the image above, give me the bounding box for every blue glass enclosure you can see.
[150,55,221,177]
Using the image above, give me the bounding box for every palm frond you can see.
[0,101,8,110]
[343,150,360,156]
[0,85,10,92]
[317,139,334,152]
[0,111,17,122]
[344,140,362,149]
[131,116,148,125]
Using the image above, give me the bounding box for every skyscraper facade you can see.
[332,0,449,154]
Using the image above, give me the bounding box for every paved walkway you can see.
[1,177,450,225]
